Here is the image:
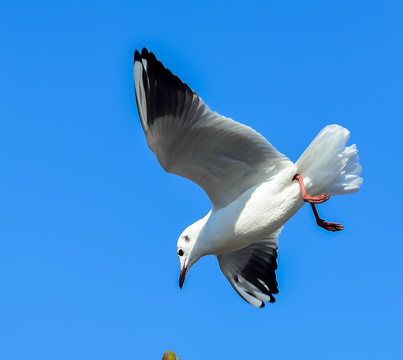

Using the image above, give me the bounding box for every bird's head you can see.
[176,217,208,289]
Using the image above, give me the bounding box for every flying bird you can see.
[133,48,362,307]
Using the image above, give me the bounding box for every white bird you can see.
[133,48,363,307]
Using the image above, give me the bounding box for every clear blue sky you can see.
[1,1,402,359]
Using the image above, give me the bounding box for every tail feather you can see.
[296,125,363,196]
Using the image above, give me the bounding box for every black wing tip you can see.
[134,47,156,63]
[134,47,196,126]
[256,295,276,308]
[134,48,193,92]
[141,47,149,57]
[239,251,279,306]
[134,49,141,62]
[239,283,278,307]
[259,294,276,307]
[134,48,151,62]
[256,296,276,308]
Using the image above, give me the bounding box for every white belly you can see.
[202,166,304,254]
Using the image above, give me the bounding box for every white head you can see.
[177,217,208,289]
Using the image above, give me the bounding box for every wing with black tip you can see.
[134,48,293,209]
[217,228,281,307]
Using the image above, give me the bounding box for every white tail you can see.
[295,124,363,197]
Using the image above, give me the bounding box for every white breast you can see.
[201,166,304,255]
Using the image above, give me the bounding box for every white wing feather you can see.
[134,49,293,209]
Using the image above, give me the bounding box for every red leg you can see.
[293,174,343,232]
[293,174,330,204]
[310,204,344,232]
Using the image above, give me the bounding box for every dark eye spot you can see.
[184,235,190,242]
[178,249,184,256]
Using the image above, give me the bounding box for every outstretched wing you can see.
[217,228,282,307]
[134,48,293,209]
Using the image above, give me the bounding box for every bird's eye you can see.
[178,249,184,256]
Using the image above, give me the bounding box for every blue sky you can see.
[1,0,402,359]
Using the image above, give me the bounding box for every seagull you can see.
[133,48,362,307]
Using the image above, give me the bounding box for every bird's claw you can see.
[317,219,344,232]
[304,193,330,204]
